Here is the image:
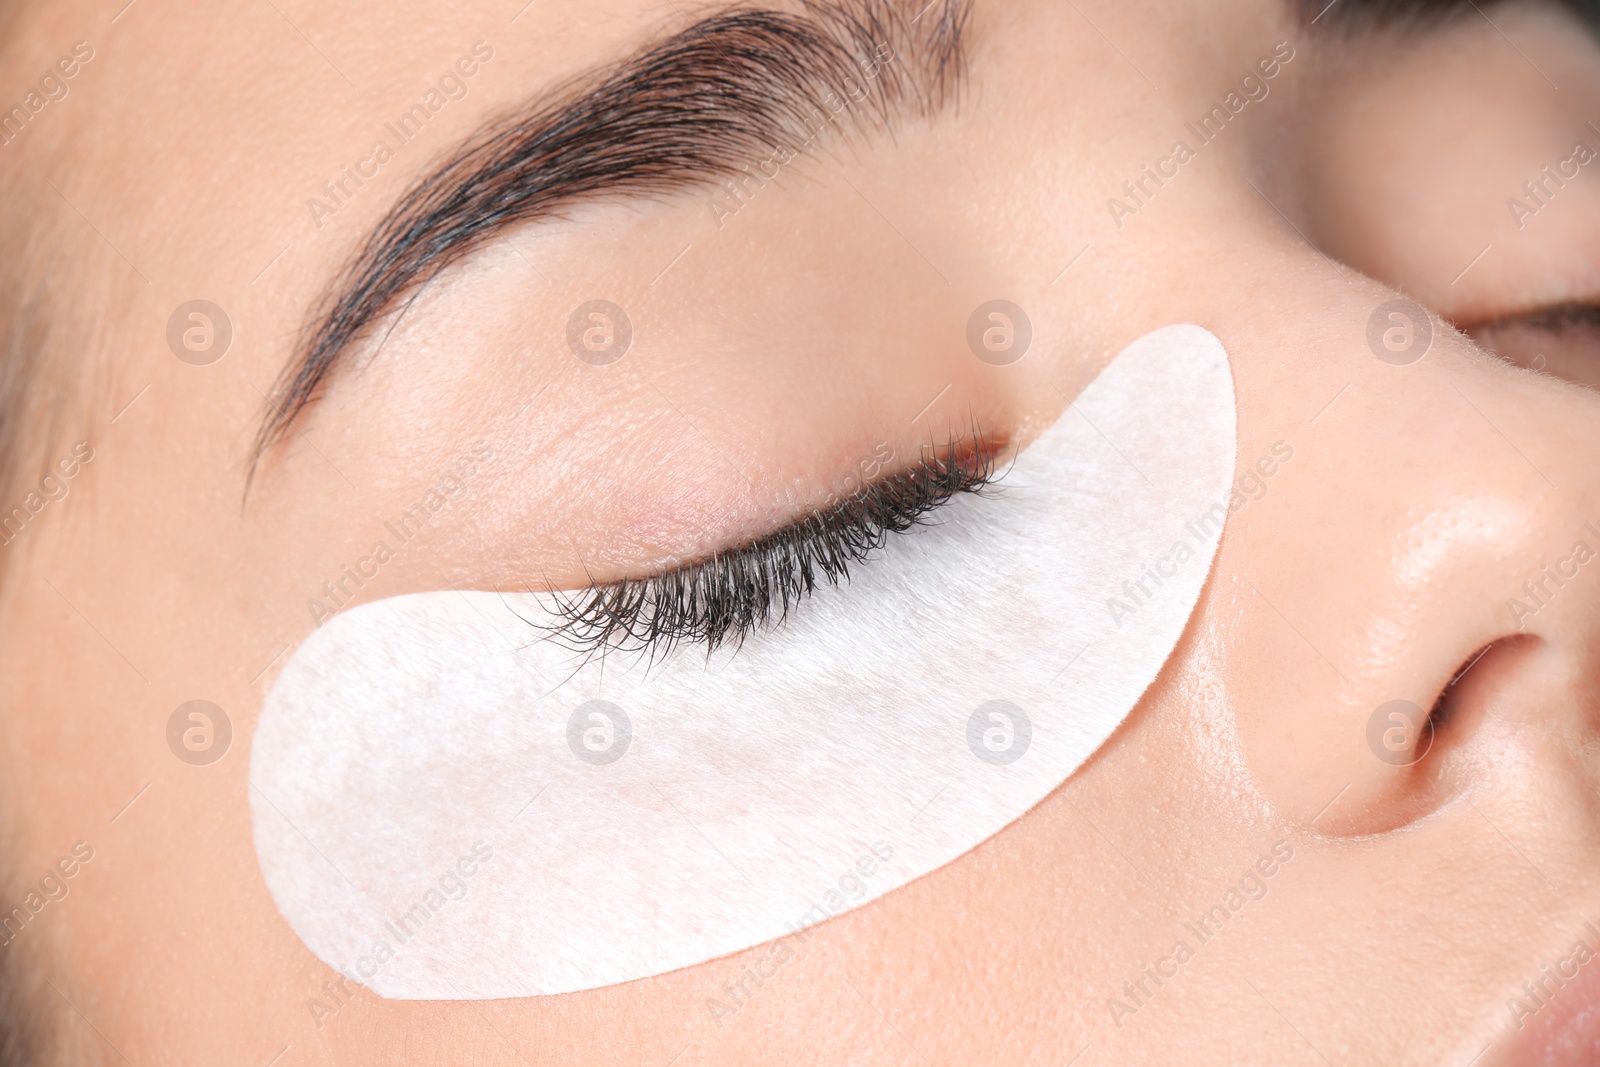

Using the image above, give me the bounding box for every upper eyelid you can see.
[247,0,974,485]
[538,435,1003,659]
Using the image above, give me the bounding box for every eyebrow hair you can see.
[252,0,970,471]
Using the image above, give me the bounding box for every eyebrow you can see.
[252,0,970,471]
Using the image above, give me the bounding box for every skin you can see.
[2,0,1600,1062]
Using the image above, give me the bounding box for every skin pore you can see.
[3,0,1600,1063]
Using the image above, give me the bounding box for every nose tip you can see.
[1222,339,1600,836]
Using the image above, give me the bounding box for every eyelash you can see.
[1492,301,1600,334]
[539,434,1002,660]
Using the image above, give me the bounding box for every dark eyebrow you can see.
[252,0,970,472]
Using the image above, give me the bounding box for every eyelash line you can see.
[1476,300,1600,334]
[537,431,1003,662]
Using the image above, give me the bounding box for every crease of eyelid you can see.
[246,0,973,488]
[521,429,1006,665]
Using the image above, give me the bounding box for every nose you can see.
[1185,257,1600,835]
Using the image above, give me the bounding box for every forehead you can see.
[0,0,1525,285]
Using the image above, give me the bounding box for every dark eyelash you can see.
[1480,301,1600,333]
[538,433,1002,661]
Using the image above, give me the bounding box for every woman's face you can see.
[6,0,1600,1061]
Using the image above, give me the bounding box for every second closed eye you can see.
[1466,302,1600,389]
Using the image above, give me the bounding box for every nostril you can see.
[1428,633,1547,748]
[1330,637,1534,836]
[1425,640,1504,739]
[1359,643,1496,775]
[1365,698,1435,769]
[1389,637,1529,767]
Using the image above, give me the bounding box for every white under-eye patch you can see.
[250,323,1236,999]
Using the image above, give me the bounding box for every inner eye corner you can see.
[913,423,1010,469]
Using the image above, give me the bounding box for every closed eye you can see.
[535,431,1005,661]
[1465,301,1600,390]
